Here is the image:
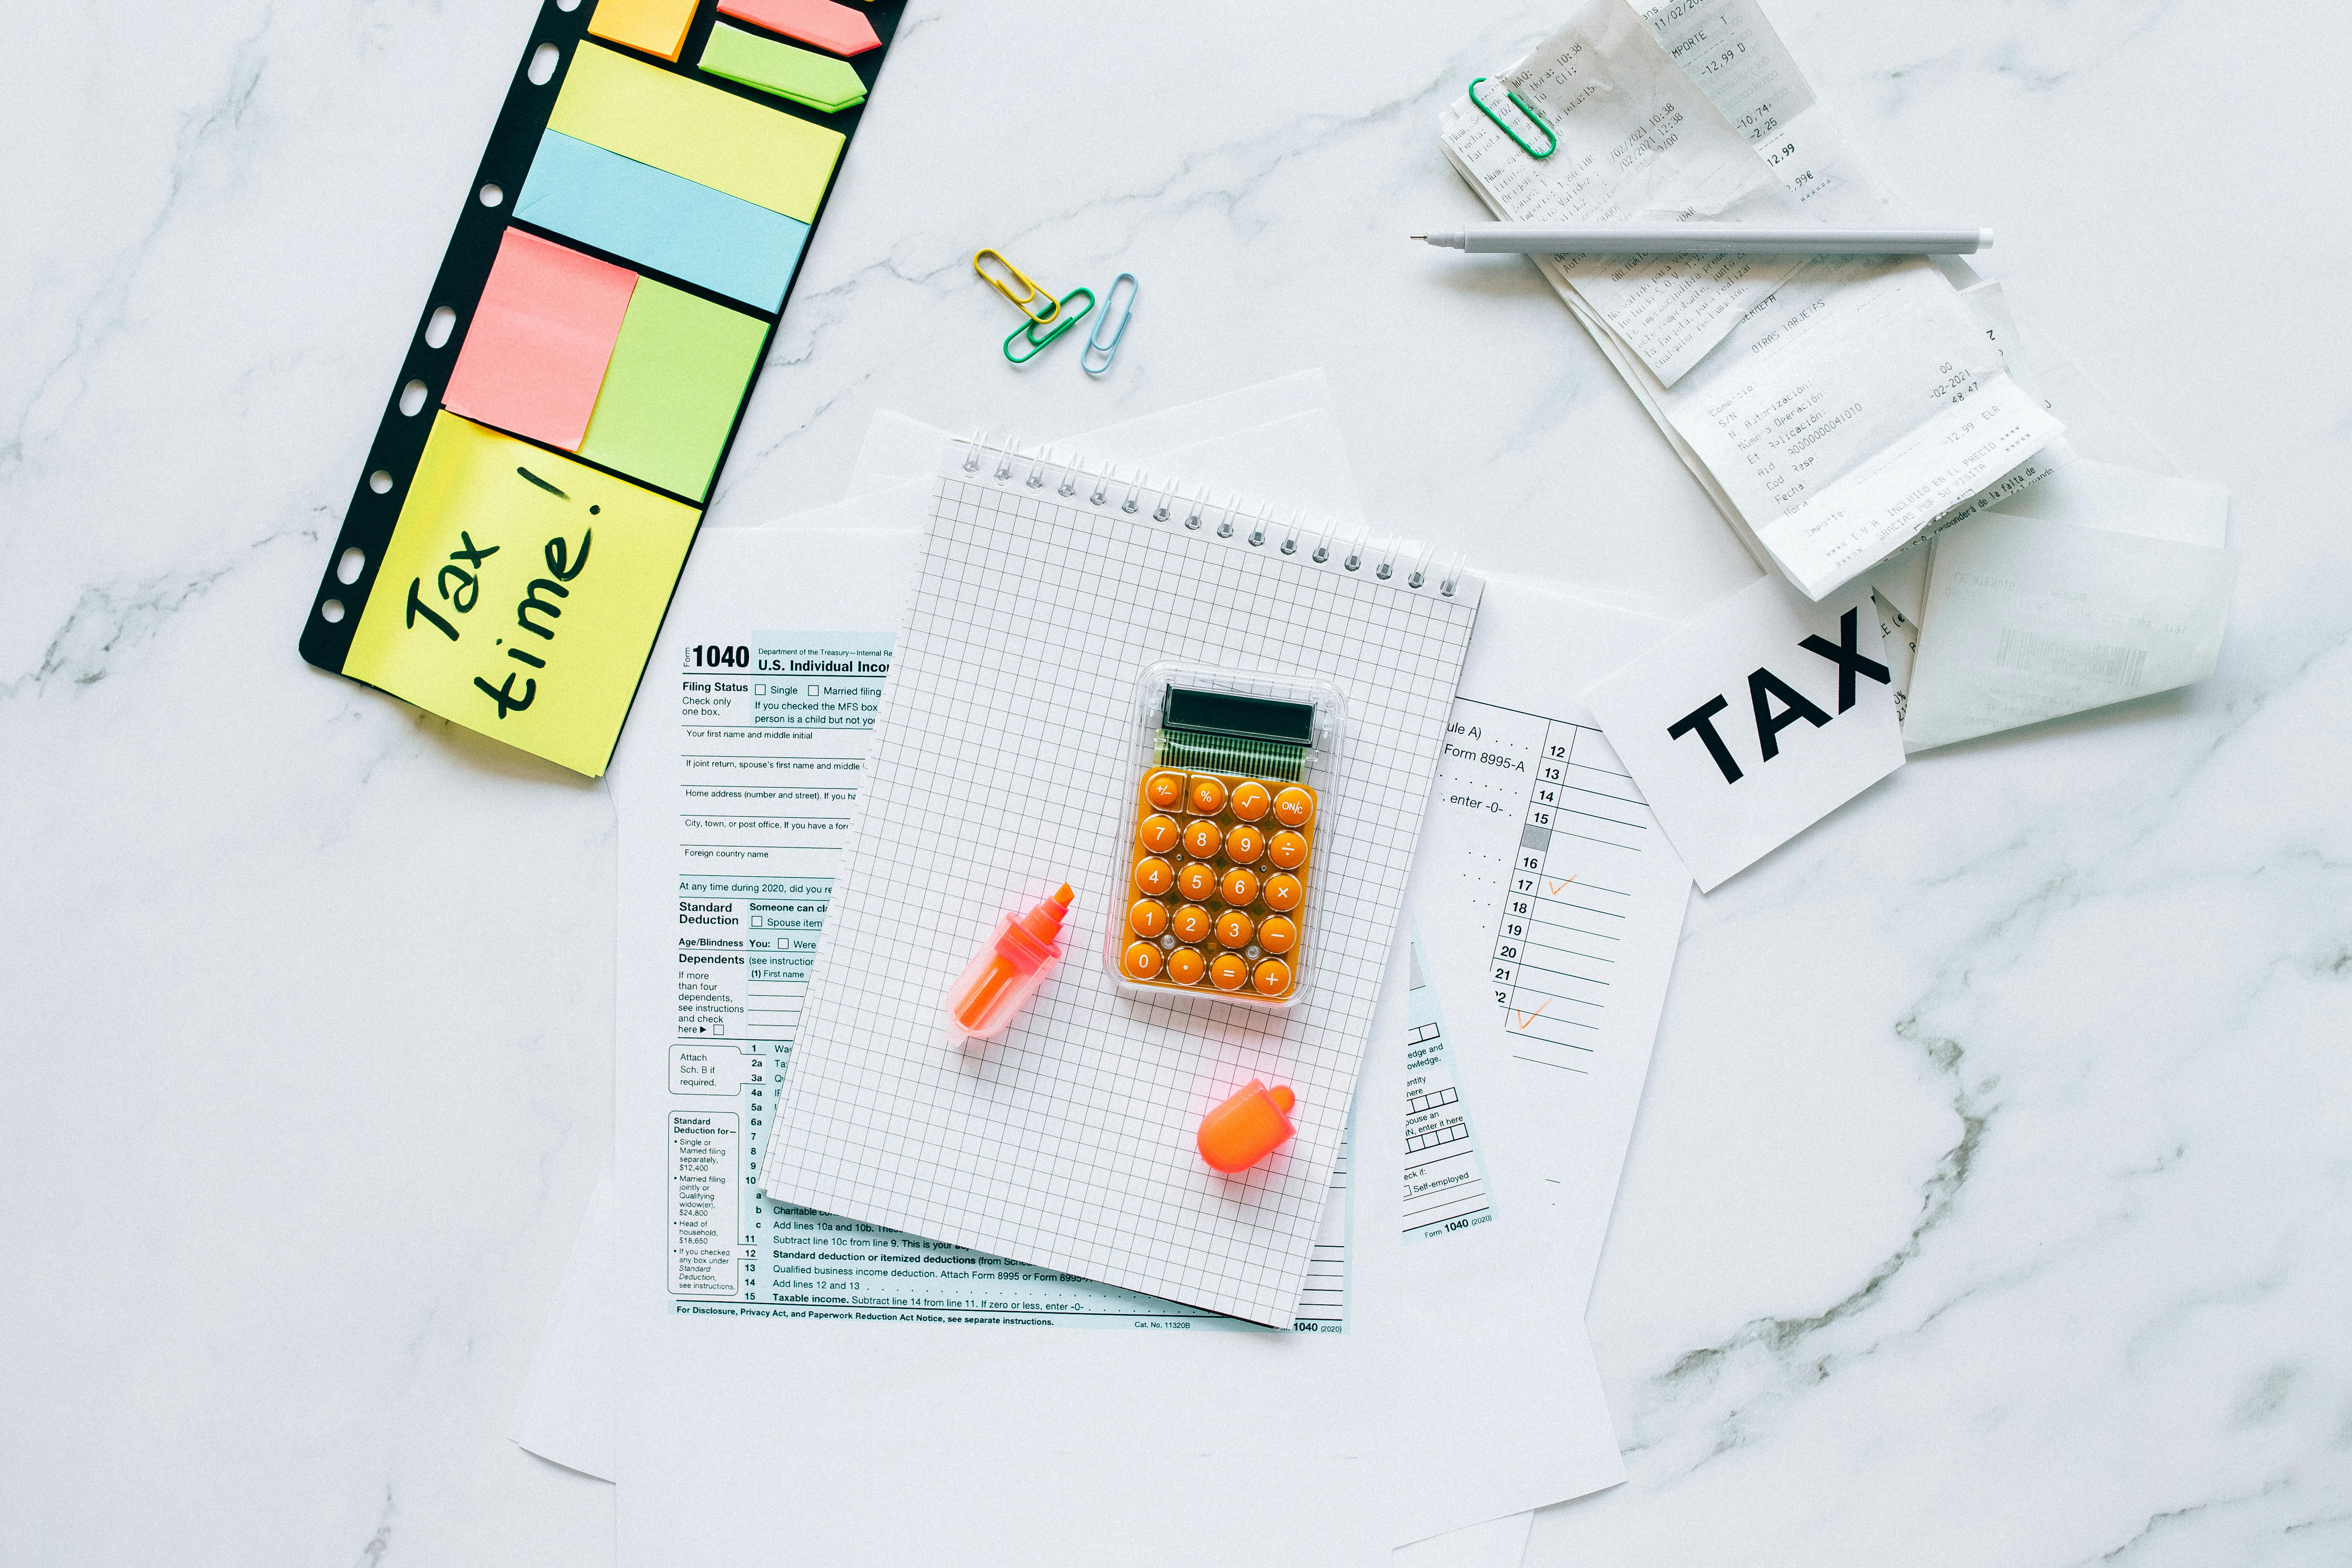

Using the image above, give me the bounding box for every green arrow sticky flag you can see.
[699,23,869,114]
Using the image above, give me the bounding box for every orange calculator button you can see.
[1123,941,1164,979]
[1261,873,1302,912]
[1220,866,1259,908]
[1210,952,1249,991]
[1171,903,1213,944]
[1176,861,1218,902]
[1223,824,1263,865]
[1129,899,1168,939]
[1132,857,1173,897]
[1252,958,1291,996]
[1182,818,1223,860]
[1228,780,1272,822]
[1266,830,1308,871]
[1255,915,1296,954]
[1167,946,1206,985]
[1215,908,1255,949]
[1272,786,1314,827]
[1145,771,1187,810]
[1138,813,1180,855]
[1187,775,1228,816]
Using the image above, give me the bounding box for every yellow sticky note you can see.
[549,43,846,223]
[345,412,700,776]
[586,0,698,61]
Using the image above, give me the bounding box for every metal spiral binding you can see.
[954,432,1475,603]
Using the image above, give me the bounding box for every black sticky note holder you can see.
[297,0,906,695]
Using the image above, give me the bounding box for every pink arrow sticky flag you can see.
[716,0,880,58]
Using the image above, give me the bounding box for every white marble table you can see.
[5,0,2347,1561]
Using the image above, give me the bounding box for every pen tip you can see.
[1408,234,1426,240]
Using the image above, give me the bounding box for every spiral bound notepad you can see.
[758,434,1482,1325]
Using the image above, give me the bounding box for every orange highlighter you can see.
[948,885,1074,1038]
[1197,1080,1298,1172]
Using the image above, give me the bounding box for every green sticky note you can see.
[578,279,768,502]
[699,23,869,113]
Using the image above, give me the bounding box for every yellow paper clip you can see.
[973,248,1061,326]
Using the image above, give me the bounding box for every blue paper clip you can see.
[1004,286,1095,364]
[1081,273,1139,376]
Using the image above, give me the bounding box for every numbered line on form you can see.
[1478,715,1657,1073]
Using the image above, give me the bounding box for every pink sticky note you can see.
[717,0,880,57]
[442,229,638,452]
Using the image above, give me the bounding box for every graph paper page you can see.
[759,439,1481,1324]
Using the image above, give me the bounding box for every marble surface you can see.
[4,0,2349,1562]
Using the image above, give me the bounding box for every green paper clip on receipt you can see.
[299,0,904,777]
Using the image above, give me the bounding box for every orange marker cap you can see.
[1197,1080,1297,1172]
[1138,813,1180,855]
[1166,946,1206,985]
[1132,857,1173,897]
[1183,818,1223,860]
[1210,952,1249,990]
[1145,771,1187,810]
[1256,914,1296,954]
[1215,908,1254,949]
[1220,866,1259,908]
[1177,861,1218,902]
[1187,775,1228,816]
[1261,872,1302,911]
[1171,903,1212,944]
[1228,781,1272,822]
[1129,898,1168,938]
[1267,830,1308,870]
[1223,824,1263,864]
[1273,786,1314,827]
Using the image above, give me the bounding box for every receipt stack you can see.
[1441,0,2236,749]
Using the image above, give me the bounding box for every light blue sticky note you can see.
[515,131,809,313]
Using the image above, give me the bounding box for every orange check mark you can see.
[1513,1000,1550,1029]
[1547,874,1577,895]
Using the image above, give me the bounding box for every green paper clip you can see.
[1004,287,1095,364]
[1081,273,1138,376]
[1468,77,1556,159]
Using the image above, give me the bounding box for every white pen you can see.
[1412,225,1992,256]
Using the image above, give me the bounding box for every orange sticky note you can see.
[587,0,699,61]
[716,0,880,57]
[441,229,637,452]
